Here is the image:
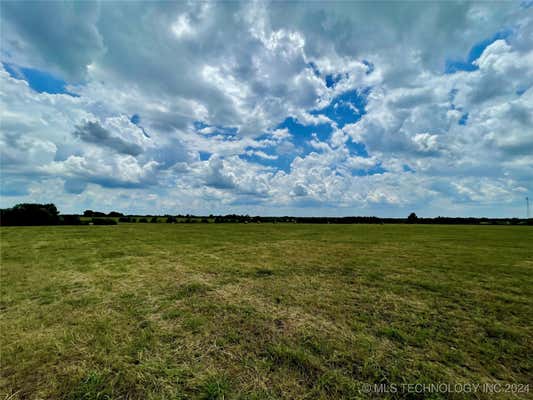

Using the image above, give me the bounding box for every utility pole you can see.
[527,197,530,219]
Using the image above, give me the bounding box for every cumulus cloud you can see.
[1,1,104,80]
[0,1,531,216]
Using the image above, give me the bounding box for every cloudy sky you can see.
[1,1,532,217]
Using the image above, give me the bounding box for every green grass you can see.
[1,224,532,399]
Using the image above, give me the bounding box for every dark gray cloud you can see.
[73,121,143,156]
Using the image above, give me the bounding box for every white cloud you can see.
[1,1,531,216]
[172,14,195,38]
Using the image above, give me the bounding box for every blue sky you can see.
[2,62,77,95]
[0,1,532,217]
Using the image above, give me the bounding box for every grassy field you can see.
[1,224,532,399]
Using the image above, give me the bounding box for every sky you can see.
[0,1,532,217]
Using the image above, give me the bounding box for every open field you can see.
[1,224,532,399]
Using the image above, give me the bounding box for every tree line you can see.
[1,204,531,226]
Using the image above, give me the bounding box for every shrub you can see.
[91,218,117,225]
[60,215,81,225]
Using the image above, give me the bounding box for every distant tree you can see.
[201,218,209,223]
[150,216,158,223]
[85,210,106,217]
[139,218,148,223]
[0,203,60,226]
[407,212,418,223]
[118,217,131,223]
[108,211,124,217]
[166,216,177,223]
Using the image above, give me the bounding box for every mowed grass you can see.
[1,224,532,399]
